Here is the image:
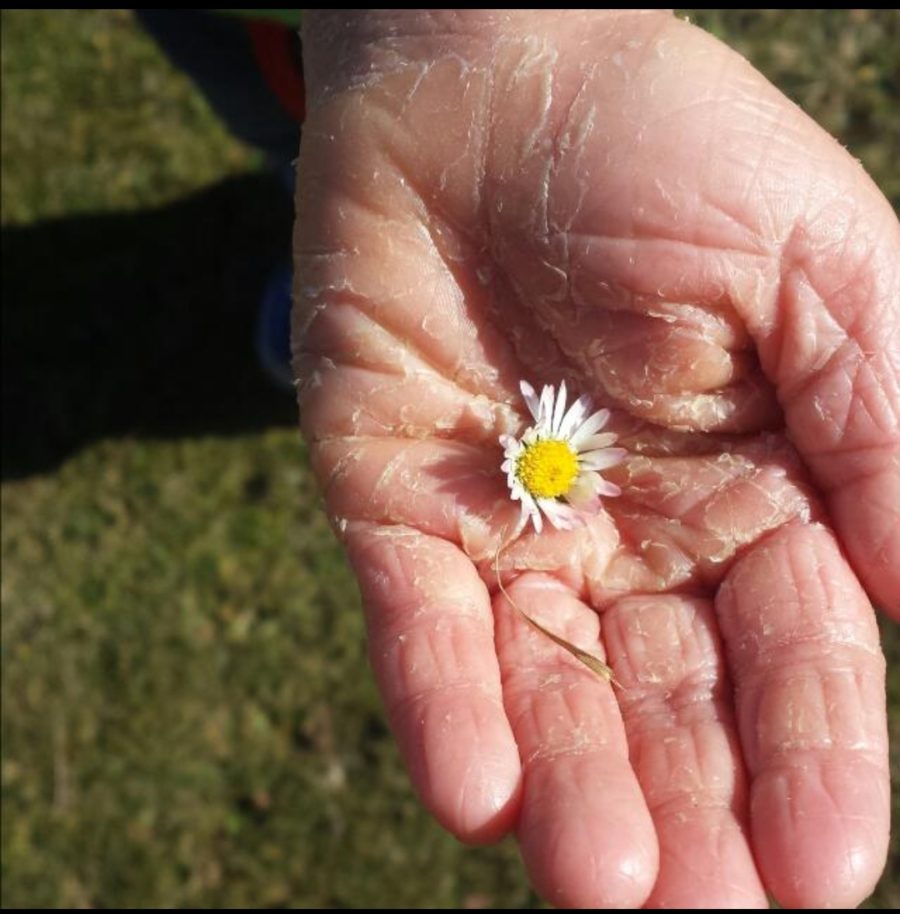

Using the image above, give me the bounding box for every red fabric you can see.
[246,20,306,123]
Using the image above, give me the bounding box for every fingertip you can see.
[751,759,890,909]
[647,814,769,909]
[542,837,657,910]
[392,689,522,844]
[451,759,523,845]
[346,526,524,844]
[519,757,659,909]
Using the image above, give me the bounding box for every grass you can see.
[2,8,898,908]
[2,435,538,908]
[0,9,255,223]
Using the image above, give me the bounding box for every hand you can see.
[293,11,898,908]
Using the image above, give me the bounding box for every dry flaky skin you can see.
[293,10,899,909]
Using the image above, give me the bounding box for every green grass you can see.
[0,9,255,224]
[2,9,898,908]
[1,435,538,908]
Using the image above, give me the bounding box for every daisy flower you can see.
[500,380,626,534]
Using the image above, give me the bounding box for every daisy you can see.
[500,380,626,534]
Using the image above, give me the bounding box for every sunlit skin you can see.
[293,11,899,909]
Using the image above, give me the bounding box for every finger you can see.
[293,98,528,411]
[681,19,900,617]
[677,23,900,615]
[296,294,519,446]
[748,191,900,617]
[311,437,519,564]
[312,435,624,575]
[772,292,900,619]
[716,521,890,908]
[603,594,767,908]
[494,573,658,909]
[345,522,521,842]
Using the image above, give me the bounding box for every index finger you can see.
[344,520,522,843]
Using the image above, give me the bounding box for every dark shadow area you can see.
[2,173,297,480]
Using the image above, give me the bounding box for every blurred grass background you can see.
[1,9,898,908]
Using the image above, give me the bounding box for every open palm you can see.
[293,12,898,908]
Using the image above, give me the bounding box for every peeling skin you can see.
[295,11,896,602]
[296,9,897,910]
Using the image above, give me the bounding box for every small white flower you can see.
[500,380,626,534]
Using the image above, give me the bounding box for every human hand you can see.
[293,11,898,908]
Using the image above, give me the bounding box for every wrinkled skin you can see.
[293,11,899,909]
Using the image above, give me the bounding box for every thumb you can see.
[702,36,900,617]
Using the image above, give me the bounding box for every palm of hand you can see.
[294,13,898,908]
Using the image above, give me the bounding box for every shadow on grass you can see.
[2,173,297,481]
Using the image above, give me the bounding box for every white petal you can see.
[519,380,541,422]
[576,432,618,452]
[502,442,522,462]
[506,469,522,494]
[552,380,568,436]
[509,508,529,540]
[558,394,593,440]
[559,507,584,529]
[538,384,554,426]
[538,498,581,530]
[518,489,540,529]
[568,471,623,506]
[566,475,600,509]
[570,408,611,446]
[594,477,622,497]
[579,447,627,471]
[535,498,559,528]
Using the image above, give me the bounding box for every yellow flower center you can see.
[516,439,579,499]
